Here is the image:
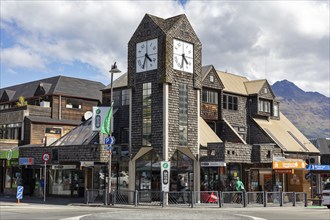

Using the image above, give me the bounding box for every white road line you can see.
[235,214,267,220]
[59,214,91,220]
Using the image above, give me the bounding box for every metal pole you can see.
[108,68,114,200]
[44,162,46,202]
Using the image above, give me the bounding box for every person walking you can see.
[234,177,245,204]
[178,175,187,203]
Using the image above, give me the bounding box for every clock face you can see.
[173,39,193,73]
[136,38,158,73]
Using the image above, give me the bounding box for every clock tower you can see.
[128,14,202,191]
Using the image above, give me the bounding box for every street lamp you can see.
[108,62,121,200]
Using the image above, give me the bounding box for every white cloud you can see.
[1,46,46,69]
[0,1,329,96]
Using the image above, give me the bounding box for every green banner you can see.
[0,149,19,159]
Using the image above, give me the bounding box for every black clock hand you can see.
[182,54,188,65]
[142,56,147,69]
[145,53,152,62]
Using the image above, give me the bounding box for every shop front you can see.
[272,158,307,193]
[200,161,226,191]
[0,148,20,194]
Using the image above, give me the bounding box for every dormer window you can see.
[273,103,279,117]
[258,100,271,113]
[210,75,214,83]
[264,88,268,94]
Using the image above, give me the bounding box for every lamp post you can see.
[108,62,121,199]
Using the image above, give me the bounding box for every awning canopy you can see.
[272,157,306,169]
[199,117,222,147]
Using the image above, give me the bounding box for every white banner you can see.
[161,161,170,192]
[92,106,110,131]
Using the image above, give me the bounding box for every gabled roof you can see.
[253,113,320,153]
[223,118,247,144]
[311,138,330,154]
[217,71,249,95]
[202,65,224,89]
[199,117,222,147]
[102,72,128,90]
[51,118,98,146]
[244,79,267,95]
[0,76,105,103]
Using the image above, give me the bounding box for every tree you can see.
[16,96,28,107]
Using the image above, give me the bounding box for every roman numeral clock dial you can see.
[136,38,158,73]
[173,39,194,73]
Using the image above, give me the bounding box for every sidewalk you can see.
[0,195,86,206]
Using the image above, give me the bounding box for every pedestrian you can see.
[39,177,44,197]
[234,177,245,204]
[178,175,187,203]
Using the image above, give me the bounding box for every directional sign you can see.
[42,153,51,162]
[16,186,24,200]
[105,136,116,145]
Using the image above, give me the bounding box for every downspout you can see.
[59,95,62,120]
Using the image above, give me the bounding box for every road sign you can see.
[42,153,51,162]
[16,186,24,200]
[19,157,34,165]
[105,136,116,145]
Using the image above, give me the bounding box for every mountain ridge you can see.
[271,80,330,139]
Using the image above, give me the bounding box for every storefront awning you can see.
[272,157,306,169]
[199,117,222,147]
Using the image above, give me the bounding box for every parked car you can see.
[322,182,330,209]
[111,172,129,187]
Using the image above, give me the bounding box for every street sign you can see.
[161,161,170,192]
[19,157,34,165]
[105,136,116,145]
[16,186,24,200]
[42,153,51,162]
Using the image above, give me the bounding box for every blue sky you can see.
[1,0,329,96]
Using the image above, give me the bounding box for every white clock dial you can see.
[147,38,158,55]
[184,57,193,73]
[173,54,184,71]
[136,38,158,73]
[173,39,183,55]
[136,56,146,73]
[136,41,146,58]
[173,39,194,73]
[147,53,158,71]
[183,42,193,59]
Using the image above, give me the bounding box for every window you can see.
[223,95,227,109]
[0,123,22,140]
[66,98,82,109]
[202,90,218,104]
[228,96,238,110]
[121,89,129,106]
[223,95,238,110]
[264,88,268,94]
[179,84,188,146]
[210,75,214,82]
[258,100,271,113]
[142,83,152,146]
[273,103,279,117]
[113,91,121,106]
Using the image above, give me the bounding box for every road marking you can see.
[235,214,267,220]
[59,214,91,220]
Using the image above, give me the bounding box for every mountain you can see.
[272,80,330,139]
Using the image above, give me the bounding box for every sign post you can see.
[16,186,23,204]
[42,153,50,202]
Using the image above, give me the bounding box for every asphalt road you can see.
[1,202,329,220]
